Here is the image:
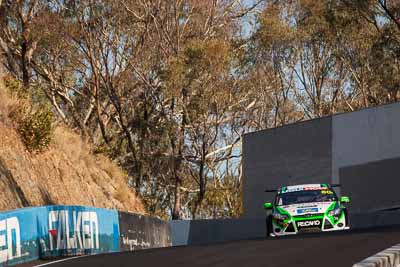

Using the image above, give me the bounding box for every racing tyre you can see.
[266,215,273,237]
[344,209,350,228]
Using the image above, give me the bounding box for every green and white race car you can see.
[263,183,350,237]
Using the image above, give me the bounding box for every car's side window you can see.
[275,194,283,206]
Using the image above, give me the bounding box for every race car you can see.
[263,183,350,236]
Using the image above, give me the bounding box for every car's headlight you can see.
[272,212,289,220]
[328,208,342,217]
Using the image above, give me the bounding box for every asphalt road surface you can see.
[28,226,400,267]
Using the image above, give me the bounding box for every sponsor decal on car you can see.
[297,208,319,214]
[282,185,329,193]
[296,220,321,227]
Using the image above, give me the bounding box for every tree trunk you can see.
[0,37,18,75]
[193,149,206,219]
[21,41,29,88]
[172,177,181,220]
[171,94,187,219]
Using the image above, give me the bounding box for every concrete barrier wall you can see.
[0,206,171,266]
[332,102,400,185]
[169,214,400,247]
[243,117,332,219]
[170,219,266,246]
[118,212,171,251]
[169,220,191,246]
[340,157,400,214]
[350,211,400,230]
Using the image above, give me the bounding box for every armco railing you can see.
[0,205,171,266]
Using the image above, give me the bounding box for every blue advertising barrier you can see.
[0,205,120,266]
[0,207,42,266]
[38,205,120,258]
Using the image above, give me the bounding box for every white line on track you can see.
[33,255,89,267]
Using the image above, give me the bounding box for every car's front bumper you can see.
[270,213,349,237]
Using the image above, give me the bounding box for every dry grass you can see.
[0,74,145,213]
[0,76,18,125]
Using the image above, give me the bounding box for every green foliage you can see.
[165,39,231,104]
[17,105,53,152]
[3,75,27,99]
[4,75,50,105]
[370,25,400,97]
[195,175,243,219]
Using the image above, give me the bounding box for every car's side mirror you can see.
[264,202,273,209]
[340,196,350,203]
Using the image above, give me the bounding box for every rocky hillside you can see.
[0,75,145,213]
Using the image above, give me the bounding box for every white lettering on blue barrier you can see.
[0,217,21,263]
[48,211,99,250]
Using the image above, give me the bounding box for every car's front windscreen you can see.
[275,189,337,206]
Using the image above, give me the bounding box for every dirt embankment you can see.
[0,76,145,213]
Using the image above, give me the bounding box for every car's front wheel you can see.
[266,215,273,237]
[344,209,350,228]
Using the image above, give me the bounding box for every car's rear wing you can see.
[265,183,341,193]
[265,189,278,192]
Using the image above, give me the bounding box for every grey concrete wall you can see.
[340,157,400,214]
[350,211,400,229]
[332,102,400,184]
[170,219,266,246]
[170,220,191,246]
[118,211,171,251]
[243,117,332,219]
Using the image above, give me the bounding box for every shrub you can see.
[3,76,54,152]
[17,105,53,152]
[3,75,27,99]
